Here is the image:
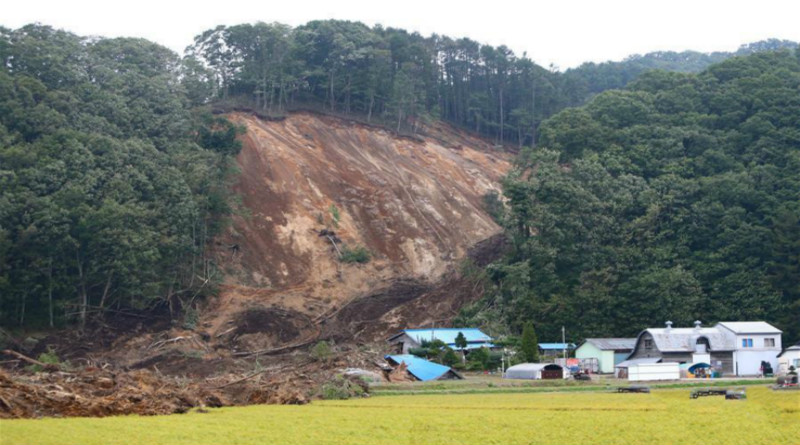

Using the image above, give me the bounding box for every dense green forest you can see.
[458,49,800,343]
[0,25,242,328]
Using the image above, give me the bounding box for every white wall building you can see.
[627,362,680,381]
[716,322,782,376]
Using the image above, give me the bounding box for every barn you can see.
[505,363,565,380]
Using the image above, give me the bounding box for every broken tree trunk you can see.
[2,350,59,372]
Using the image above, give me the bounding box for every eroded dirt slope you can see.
[209,112,511,339]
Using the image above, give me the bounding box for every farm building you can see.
[777,342,800,375]
[575,338,636,374]
[538,343,576,358]
[505,363,566,380]
[387,328,493,354]
[384,355,463,381]
[626,320,782,376]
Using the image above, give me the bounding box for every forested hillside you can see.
[457,49,800,342]
[0,25,241,328]
[560,39,798,106]
[186,21,794,147]
[1,21,797,345]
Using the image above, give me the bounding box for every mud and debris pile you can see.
[0,335,389,419]
[0,365,311,419]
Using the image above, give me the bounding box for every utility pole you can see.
[562,326,566,362]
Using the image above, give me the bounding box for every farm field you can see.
[1,386,797,445]
[370,373,767,396]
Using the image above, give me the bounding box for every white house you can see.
[715,322,782,376]
[777,342,800,375]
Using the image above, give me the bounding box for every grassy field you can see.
[370,373,768,396]
[2,386,797,445]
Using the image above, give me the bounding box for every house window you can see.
[644,339,653,349]
[742,338,753,348]
[764,338,775,347]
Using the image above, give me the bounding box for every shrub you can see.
[408,347,429,358]
[320,375,366,400]
[467,346,491,370]
[311,341,333,361]
[329,204,340,228]
[182,306,199,330]
[340,246,371,264]
[442,348,460,367]
[30,348,61,372]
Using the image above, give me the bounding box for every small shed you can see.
[384,355,462,381]
[505,363,564,380]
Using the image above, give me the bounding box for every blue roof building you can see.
[384,355,463,381]
[387,328,494,354]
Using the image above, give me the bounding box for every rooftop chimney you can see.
[665,321,673,331]
[694,320,702,330]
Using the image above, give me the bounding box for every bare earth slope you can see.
[208,112,510,346]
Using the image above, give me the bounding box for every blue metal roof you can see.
[539,343,577,350]
[400,328,493,346]
[385,355,454,381]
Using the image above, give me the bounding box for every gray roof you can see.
[582,338,636,351]
[716,321,782,334]
[644,327,735,352]
[616,357,661,368]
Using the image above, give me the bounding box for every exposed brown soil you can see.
[204,111,510,338]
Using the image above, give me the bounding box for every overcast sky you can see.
[4,0,800,69]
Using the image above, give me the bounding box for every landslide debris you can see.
[0,112,511,418]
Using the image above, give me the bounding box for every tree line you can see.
[185,20,795,146]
